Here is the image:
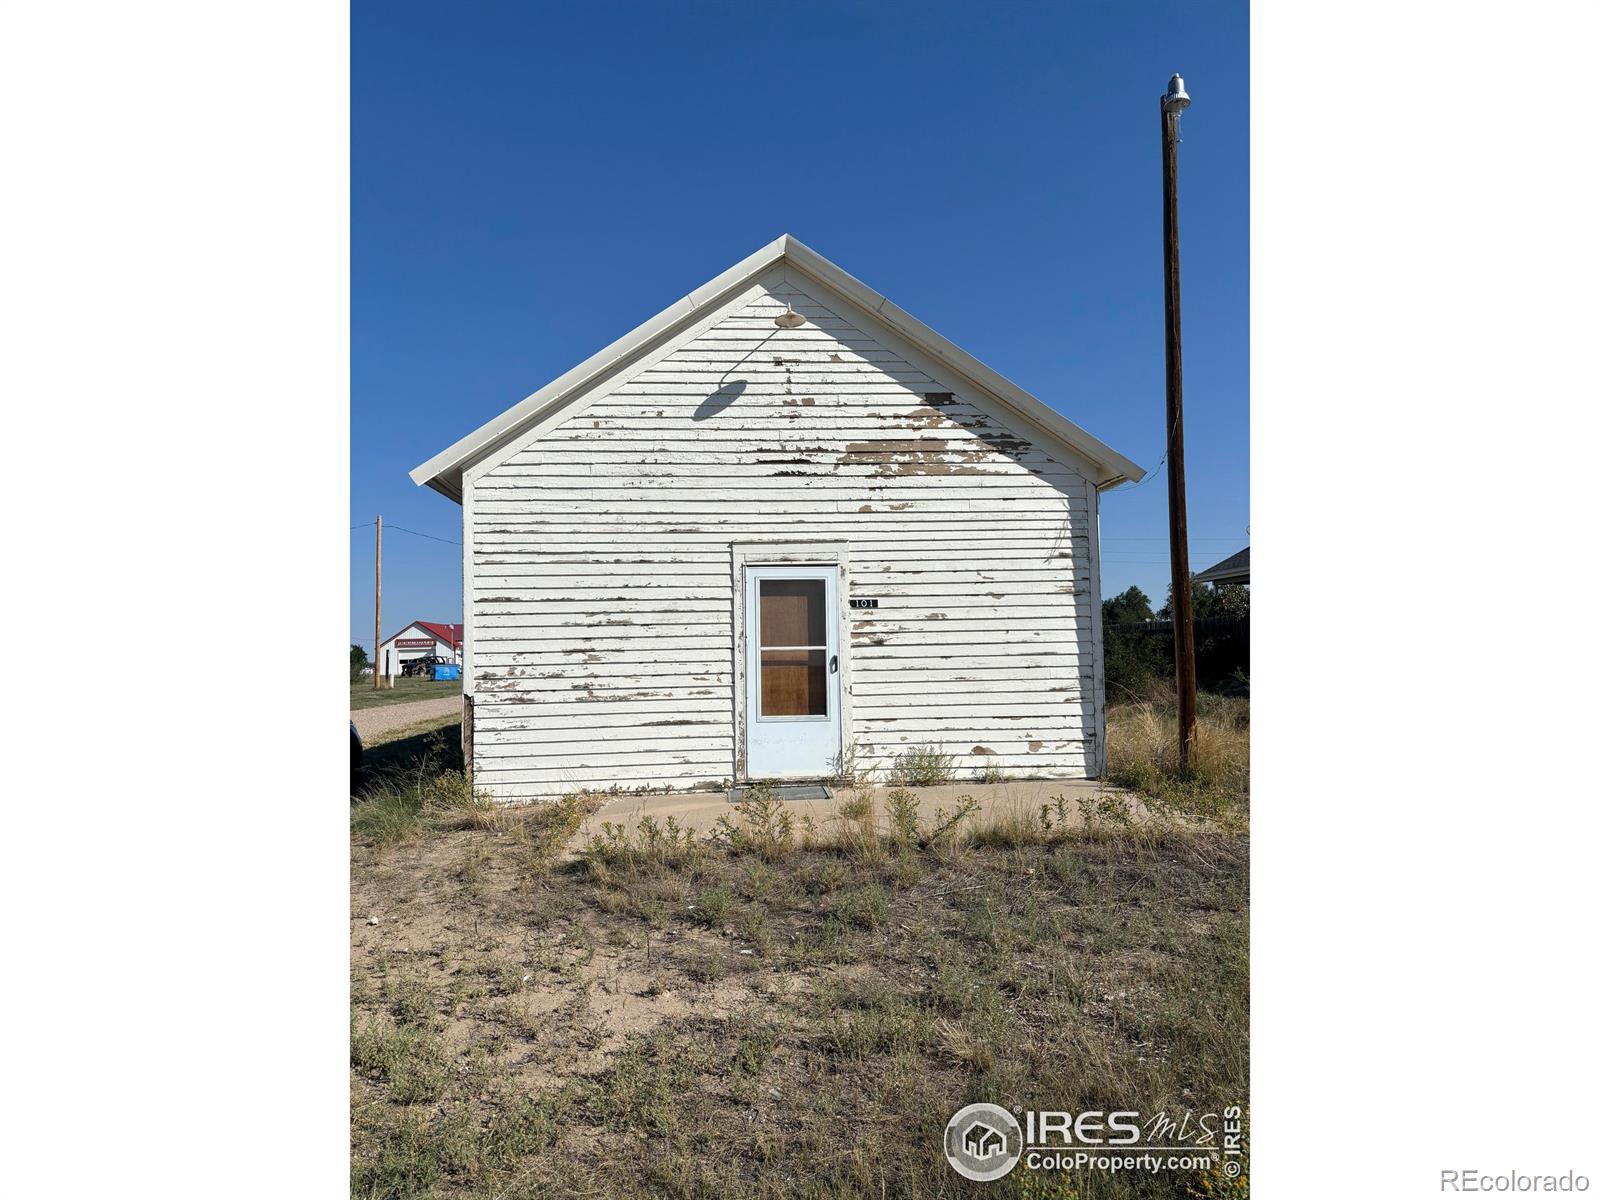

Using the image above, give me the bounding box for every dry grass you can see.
[352,755,1249,1199]
[352,732,601,866]
[1107,692,1249,821]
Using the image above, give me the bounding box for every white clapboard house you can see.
[411,235,1142,801]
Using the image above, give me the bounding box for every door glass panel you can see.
[760,648,827,716]
[758,578,828,717]
[759,579,825,647]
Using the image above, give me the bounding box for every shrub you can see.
[509,791,595,869]
[887,744,955,787]
[691,885,734,927]
[885,788,920,844]
[713,783,795,861]
[583,814,700,875]
[1103,623,1171,700]
[925,794,980,851]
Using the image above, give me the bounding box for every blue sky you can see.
[352,0,1248,650]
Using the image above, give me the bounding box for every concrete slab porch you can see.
[576,777,1142,846]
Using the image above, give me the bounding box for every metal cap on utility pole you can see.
[1163,73,1191,112]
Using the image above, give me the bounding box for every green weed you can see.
[887,743,956,787]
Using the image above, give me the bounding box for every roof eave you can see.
[421,473,463,503]
[409,235,793,497]
[409,233,1145,494]
[778,239,1146,488]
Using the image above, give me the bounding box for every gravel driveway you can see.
[351,697,461,742]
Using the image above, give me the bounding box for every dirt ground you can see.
[350,783,1249,1199]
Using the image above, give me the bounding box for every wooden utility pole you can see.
[373,515,383,690]
[1160,74,1198,767]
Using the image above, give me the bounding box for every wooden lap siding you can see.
[468,282,1097,800]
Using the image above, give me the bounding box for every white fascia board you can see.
[409,234,792,500]
[780,236,1145,489]
[409,232,1145,496]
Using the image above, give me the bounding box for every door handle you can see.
[830,654,838,673]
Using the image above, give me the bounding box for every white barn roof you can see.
[411,234,1144,500]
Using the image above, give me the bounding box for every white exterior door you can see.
[744,565,841,779]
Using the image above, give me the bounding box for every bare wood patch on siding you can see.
[902,405,951,430]
[836,439,1004,477]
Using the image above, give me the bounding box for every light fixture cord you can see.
[716,324,785,392]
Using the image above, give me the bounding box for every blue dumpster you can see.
[433,663,461,681]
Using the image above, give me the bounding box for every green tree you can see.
[1207,583,1250,618]
[1102,585,1155,626]
[1102,586,1166,699]
[350,644,369,682]
[1159,577,1250,620]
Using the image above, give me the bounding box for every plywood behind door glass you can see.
[759,580,825,647]
[759,579,827,717]
[760,649,827,716]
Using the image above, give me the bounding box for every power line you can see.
[1117,452,1168,492]
[351,521,460,546]
[385,523,461,546]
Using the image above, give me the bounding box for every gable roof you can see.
[410,234,1144,500]
[416,621,463,648]
[380,620,463,649]
[1195,547,1250,585]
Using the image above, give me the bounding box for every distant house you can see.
[376,620,462,677]
[1195,547,1249,586]
[410,234,1143,801]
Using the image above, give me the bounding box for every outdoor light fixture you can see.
[1162,73,1190,113]
[774,303,806,329]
